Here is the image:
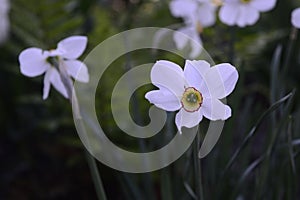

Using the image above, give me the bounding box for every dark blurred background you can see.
[1,0,300,199]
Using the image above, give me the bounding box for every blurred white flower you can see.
[170,0,218,28]
[291,8,300,28]
[145,60,238,133]
[19,36,89,100]
[219,0,276,27]
[173,26,203,59]
[0,0,10,44]
[170,0,219,58]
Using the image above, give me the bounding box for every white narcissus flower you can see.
[19,36,89,100]
[170,0,220,58]
[291,8,300,28]
[219,0,277,27]
[0,0,10,44]
[145,60,238,133]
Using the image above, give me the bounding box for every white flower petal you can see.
[219,4,240,26]
[151,60,185,96]
[173,27,190,50]
[175,109,203,134]
[63,60,89,83]
[292,8,300,28]
[197,3,217,27]
[19,48,50,77]
[43,69,51,100]
[201,98,231,120]
[237,5,259,27]
[250,0,276,12]
[169,0,197,18]
[56,36,87,59]
[0,0,10,12]
[184,60,210,95]
[204,63,238,99]
[189,30,203,59]
[145,86,181,111]
[49,68,68,98]
[174,26,203,59]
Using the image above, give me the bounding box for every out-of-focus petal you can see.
[197,3,216,27]
[169,0,197,18]
[204,63,238,99]
[56,36,87,59]
[19,48,50,77]
[219,4,240,26]
[0,15,9,44]
[201,98,231,120]
[49,68,68,98]
[174,26,203,59]
[174,27,190,50]
[0,0,10,44]
[145,86,181,112]
[292,8,300,28]
[189,29,203,58]
[63,60,89,83]
[151,60,185,96]
[43,69,51,100]
[236,5,259,27]
[175,109,203,134]
[250,0,276,12]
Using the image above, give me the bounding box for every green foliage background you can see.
[1,0,300,199]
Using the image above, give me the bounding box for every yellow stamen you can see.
[181,87,203,112]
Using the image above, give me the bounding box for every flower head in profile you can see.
[219,0,276,27]
[0,0,10,44]
[19,36,89,100]
[291,8,300,28]
[170,0,220,58]
[145,60,238,133]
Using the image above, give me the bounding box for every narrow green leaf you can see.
[223,92,294,174]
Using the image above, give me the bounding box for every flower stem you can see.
[56,61,108,200]
[283,27,298,75]
[229,26,236,64]
[193,128,204,200]
[85,149,108,200]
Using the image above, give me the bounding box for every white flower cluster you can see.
[169,0,277,58]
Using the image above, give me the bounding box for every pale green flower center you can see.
[47,56,60,69]
[181,87,203,112]
[240,0,251,3]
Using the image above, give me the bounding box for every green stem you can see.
[85,149,108,200]
[282,27,298,75]
[193,128,204,200]
[160,113,173,200]
[229,26,236,64]
[56,60,108,200]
